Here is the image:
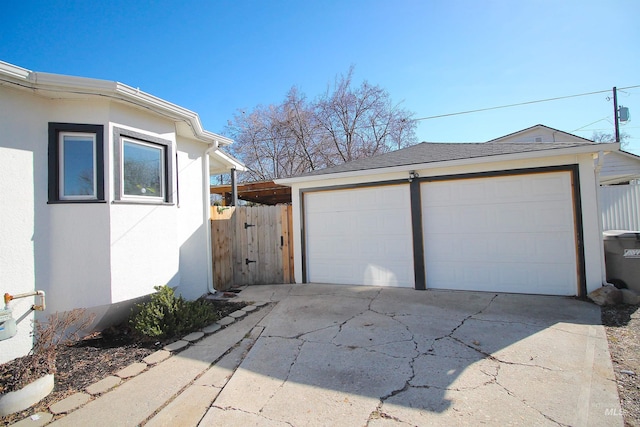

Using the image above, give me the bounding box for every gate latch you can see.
[244,222,255,229]
[245,258,256,265]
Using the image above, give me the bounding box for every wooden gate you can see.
[211,205,294,290]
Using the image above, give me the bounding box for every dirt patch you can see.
[602,303,640,426]
[1,299,245,426]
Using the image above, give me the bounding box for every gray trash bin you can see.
[603,230,640,292]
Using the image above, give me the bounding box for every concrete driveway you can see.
[202,284,622,426]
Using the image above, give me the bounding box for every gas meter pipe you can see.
[3,290,46,311]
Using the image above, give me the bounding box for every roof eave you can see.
[0,61,234,147]
[276,143,619,185]
[210,149,247,172]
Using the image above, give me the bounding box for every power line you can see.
[413,85,640,122]
[571,116,612,132]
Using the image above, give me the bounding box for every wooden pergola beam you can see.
[210,180,291,205]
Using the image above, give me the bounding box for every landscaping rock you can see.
[620,288,640,305]
[0,374,54,417]
[588,285,623,306]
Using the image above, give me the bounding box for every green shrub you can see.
[129,285,218,340]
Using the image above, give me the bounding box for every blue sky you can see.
[2,0,639,154]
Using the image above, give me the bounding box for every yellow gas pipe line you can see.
[3,290,46,311]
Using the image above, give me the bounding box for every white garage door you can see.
[422,172,578,295]
[305,185,414,287]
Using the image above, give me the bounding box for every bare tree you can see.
[591,131,629,147]
[315,66,416,165]
[226,68,417,180]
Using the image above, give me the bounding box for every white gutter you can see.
[276,143,620,185]
[204,141,220,295]
[594,151,609,286]
[0,60,234,147]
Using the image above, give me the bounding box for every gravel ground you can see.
[602,303,640,427]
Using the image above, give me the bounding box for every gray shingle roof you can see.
[293,142,597,178]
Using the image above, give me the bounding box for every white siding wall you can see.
[601,185,640,231]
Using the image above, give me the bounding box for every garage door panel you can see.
[425,174,572,207]
[422,172,578,295]
[426,231,575,264]
[428,261,575,294]
[305,186,414,287]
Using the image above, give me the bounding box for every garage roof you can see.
[277,142,612,183]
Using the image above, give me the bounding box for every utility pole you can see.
[613,87,620,143]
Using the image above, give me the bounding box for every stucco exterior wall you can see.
[0,84,214,363]
[288,153,605,295]
[0,143,37,362]
[1,86,49,362]
[176,137,211,300]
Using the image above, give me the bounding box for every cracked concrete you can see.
[205,284,622,426]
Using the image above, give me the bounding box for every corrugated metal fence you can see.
[601,184,640,231]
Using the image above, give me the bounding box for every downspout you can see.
[204,141,219,294]
[594,151,608,286]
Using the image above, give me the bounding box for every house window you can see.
[113,127,173,204]
[48,123,105,203]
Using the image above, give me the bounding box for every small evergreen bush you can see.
[129,285,218,340]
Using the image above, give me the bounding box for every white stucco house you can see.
[276,140,622,298]
[0,61,244,364]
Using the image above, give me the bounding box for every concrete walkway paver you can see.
[49,307,272,427]
[145,326,263,427]
[85,376,120,395]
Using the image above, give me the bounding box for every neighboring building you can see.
[486,124,593,144]
[489,124,640,185]
[277,141,618,297]
[490,124,640,231]
[0,61,244,363]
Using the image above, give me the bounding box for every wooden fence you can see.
[211,205,294,290]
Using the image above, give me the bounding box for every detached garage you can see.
[278,142,618,297]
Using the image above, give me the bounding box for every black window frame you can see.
[48,123,105,203]
[113,127,174,205]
